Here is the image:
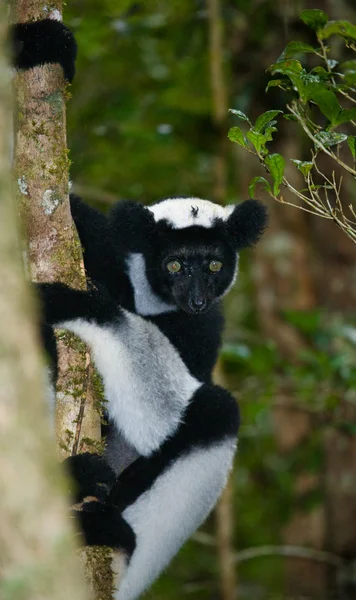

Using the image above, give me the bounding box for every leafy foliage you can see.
[228,9,356,244]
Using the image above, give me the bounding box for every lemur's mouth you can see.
[174,297,212,315]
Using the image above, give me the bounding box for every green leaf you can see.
[340,60,356,71]
[308,87,341,125]
[268,60,305,98]
[310,66,333,80]
[319,20,356,41]
[283,114,298,121]
[265,79,288,92]
[265,153,285,195]
[246,129,268,155]
[291,159,313,178]
[347,136,356,159]
[269,59,303,78]
[254,110,283,133]
[335,107,356,126]
[228,109,251,124]
[264,125,278,142]
[248,176,272,198]
[314,131,348,148]
[344,71,356,86]
[228,126,247,148]
[300,9,328,31]
[282,41,320,58]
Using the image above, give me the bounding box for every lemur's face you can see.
[111,197,268,315]
[159,243,237,314]
[144,224,238,315]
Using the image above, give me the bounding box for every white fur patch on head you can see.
[147,198,235,230]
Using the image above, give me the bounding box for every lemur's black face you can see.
[110,197,268,315]
[145,226,237,314]
[160,246,236,314]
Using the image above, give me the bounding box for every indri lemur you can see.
[13,19,268,600]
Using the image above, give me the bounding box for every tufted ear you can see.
[225,199,268,250]
[109,201,156,254]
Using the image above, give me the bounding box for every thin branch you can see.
[192,536,343,568]
[234,545,343,567]
[287,103,356,178]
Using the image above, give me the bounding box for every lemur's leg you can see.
[38,283,201,455]
[109,384,239,600]
[12,19,77,83]
[64,453,136,565]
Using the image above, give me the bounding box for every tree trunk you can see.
[0,9,88,599]
[9,3,115,597]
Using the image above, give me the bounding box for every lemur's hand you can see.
[65,452,116,504]
[66,453,136,555]
[12,19,77,83]
[74,501,136,554]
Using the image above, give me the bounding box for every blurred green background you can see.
[65,1,356,598]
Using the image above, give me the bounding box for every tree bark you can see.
[0,9,88,599]
[9,2,115,597]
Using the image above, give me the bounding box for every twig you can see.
[234,545,343,567]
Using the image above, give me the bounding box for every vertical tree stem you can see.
[0,8,88,599]
[9,3,114,597]
[207,1,237,598]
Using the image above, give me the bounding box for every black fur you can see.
[38,281,121,327]
[75,501,136,555]
[12,19,77,83]
[41,323,58,384]
[109,384,239,511]
[149,307,223,382]
[225,199,268,250]
[142,222,238,314]
[70,195,135,309]
[64,452,116,503]
[109,200,156,256]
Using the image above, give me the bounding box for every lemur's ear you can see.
[109,201,156,254]
[225,199,268,250]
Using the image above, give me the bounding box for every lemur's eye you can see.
[209,260,222,272]
[167,260,182,273]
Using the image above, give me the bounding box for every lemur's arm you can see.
[69,195,134,307]
[38,283,201,456]
[12,19,77,83]
[38,282,120,327]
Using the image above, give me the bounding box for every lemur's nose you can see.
[189,297,207,312]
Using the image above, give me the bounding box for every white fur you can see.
[147,198,235,230]
[116,438,236,600]
[219,255,239,299]
[126,253,176,316]
[44,366,56,428]
[58,312,201,456]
